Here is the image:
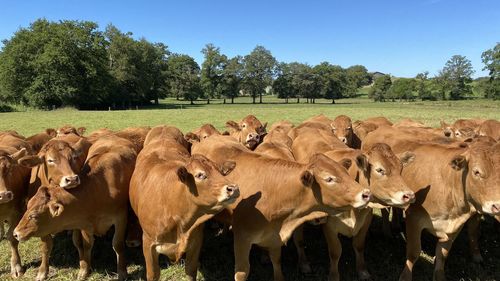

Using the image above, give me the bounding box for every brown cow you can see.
[476,119,500,140]
[393,118,426,128]
[226,115,267,150]
[129,125,240,281]
[254,125,295,161]
[377,139,500,281]
[363,116,393,127]
[440,119,484,139]
[25,129,57,153]
[332,115,354,145]
[0,134,31,278]
[56,125,86,137]
[14,135,137,281]
[319,145,415,281]
[192,135,371,281]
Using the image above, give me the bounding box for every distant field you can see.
[0,97,499,281]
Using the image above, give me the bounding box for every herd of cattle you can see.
[0,114,499,281]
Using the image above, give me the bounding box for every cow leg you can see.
[398,216,422,281]
[78,231,94,280]
[7,224,24,278]
[36,235,53,281]
[113,217,128,280]
[268,246,284,281]
[292,225,312,273]
[234,239,252,281]
[72,230,83,261]
[185,226,203,281]
[353,211,372,280]
[466,214,483,263]
[381,208,392,238]
[433,234,457,281]
[142,235,160,281]
[323,221,341,281]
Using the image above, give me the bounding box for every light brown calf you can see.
[129,126,240,281]
[226,115,267,150]
[14,135,137,281]
[192,135,371,281]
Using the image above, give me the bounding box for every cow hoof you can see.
[358,270,372,280]
[299,262,312,274]
[472,253,484,264]
[77,269,90,280]
[11,264,24,278]
[35,270,47,281]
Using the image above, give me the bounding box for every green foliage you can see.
[369,74,392,101]
[387,78,416,101]
[166,54,201,104]
[440,55,474,100]
[200,44,227,102]
[241,45,277,103]
[481,43,500,99]
[218,56,243,103]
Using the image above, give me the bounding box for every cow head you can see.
[360,143,416,207]
[189,124,221,142]
[13,185,66,241]
[177,154,240,212]
[18,139,89,189]
[331,115,353,145]
[302,153,371,213]
[0,148,27,204]
[56,125,86,137]
[226,115,267,150]
[452,141,500,215]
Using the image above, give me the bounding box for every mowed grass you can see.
[0,97,499,281]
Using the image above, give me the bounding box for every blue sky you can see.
[1,0,499,78]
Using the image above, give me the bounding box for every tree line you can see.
[0,19,498,110]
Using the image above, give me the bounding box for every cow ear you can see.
[330,123,337,131]
[355,154,369,172]
[440,121,448,128]
[398,151,416,167]
[184,132,200,144]
[45,128,57,138]
[10,148,27,162]
[72,138,90,158]
[77,127,86,136]
[300,170,314,187]
[18,155,44,168]
[220,161,236,176]
[225,121,240,132]
[450,155,467,170]
[262,122,268,132]
[49,201,64,217]
[339,158,352,170]
[177,166,189,183]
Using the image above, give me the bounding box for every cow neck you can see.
[278,180,329,243]
[439,152,472,216]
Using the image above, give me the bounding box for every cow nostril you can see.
[226,185,234,193]
[444,132,451,137]
[402,192,415,202]
[361,190,371,201]
[13,232,18,240]
[492,204,500,213]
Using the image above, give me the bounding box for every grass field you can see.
[0,97,499,281]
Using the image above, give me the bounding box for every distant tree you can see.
[0,19,113,109]
[440,55,474,100]
[346,65,371,92]
[369,75,392,101]
[313,62,347,103]
[200,44,226,104]
[415,71,435,100]
[481,43,500,99]
[218,56,243,103]
[387,78,416,101]
[166,54,201,104]
[242,46,277,103]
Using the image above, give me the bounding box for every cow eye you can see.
[242,124,247,128]
[195,172,207,180]
[47,159,55,164]
[375,168,385,175]
[325,176,336,183]
[28,213,38,220]
[455,132,460,136]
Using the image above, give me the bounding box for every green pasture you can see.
[0,97,499,280]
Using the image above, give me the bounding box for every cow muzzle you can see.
[0,191,13,204]
[245,133,260,148]
[219,184,240,204]
[60,175,80,189]
[12,229,28,242]
[353,189,371,208]
[339,137,348,144]
[484,202,500,215]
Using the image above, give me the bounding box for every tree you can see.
[481,43,500,99]
[241,46,277,103]
[346,65,371,95]
[369,75,392,101]
[218,56,243,103]
[415,71,435,100]
[200,44,226,104]
[441,55,475,100]
[313,62,347,103]
[0,19,113,109]
[166,54,201,105]
[387,78,416,101]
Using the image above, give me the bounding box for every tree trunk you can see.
[190,99,194,105]
[297,97,300,103]
[285,97,288,103]
[332,99,335,104]
[223,98,226,104]
[231,97,234,104]
[252,96,256,104]
[207,98,210,104]
[155,98,159,105]
[259,93,263,103]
